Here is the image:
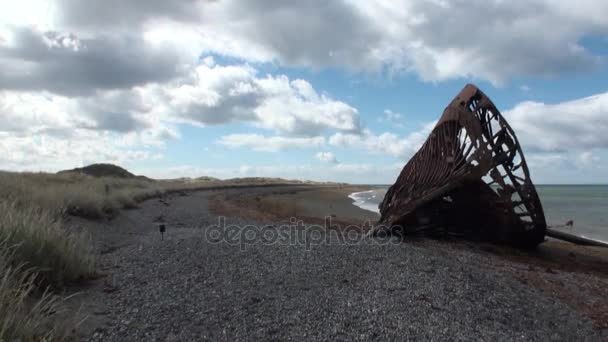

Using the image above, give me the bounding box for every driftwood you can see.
[376,84,546,248]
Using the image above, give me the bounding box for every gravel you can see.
[79,190,603,341]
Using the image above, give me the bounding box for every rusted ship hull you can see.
[377,84,546,248]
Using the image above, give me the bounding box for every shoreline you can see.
[348,190,381,214]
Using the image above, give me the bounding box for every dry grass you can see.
[0,201,96,286]
[0,242,71,341]
[0,171,166,219]
[0,201,94,339]
[0,172,106,339]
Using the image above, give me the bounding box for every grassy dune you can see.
[0,171,164,219]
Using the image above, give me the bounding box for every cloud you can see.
[4,0,606,88]
[194,1,384,71]
[365,0,605,84]
[329,123,433,159]
[0,89,173,172]
[254,77,361,135]
[55,0,206,29]
[147,62,361,135]
[155,62,261,126]
[216,120,435,160]
[0,130,164,172]
[0,90,165,134]
[192,0,607,83]
[504,91,608,151]
[0,58,360,170]
[377,109,404,127]
[315,152,338,164]
[0,27,183,96]
[579,151,600,167]
[137,162,403,184]
[218,134,326,152]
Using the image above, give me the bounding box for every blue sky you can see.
[1,1,607,184]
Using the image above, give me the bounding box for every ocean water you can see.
[349,185,608,242]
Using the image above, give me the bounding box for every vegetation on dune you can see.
[0,201,96,286]
[57,163,139,179]
[0,244,67,342]
[0,199,94,340]
[0,171,165,219]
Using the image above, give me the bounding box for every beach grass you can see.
[0,201,96,286]
[0,171,166,219]
[0,199,95,340]
[0,241,68,341]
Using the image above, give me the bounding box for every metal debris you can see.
[376,84,546,248]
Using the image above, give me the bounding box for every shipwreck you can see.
[375,84,546,248]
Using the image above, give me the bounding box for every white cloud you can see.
[504,91,608,152]
[55,0,205,29]
[579,151,600,167]
[0,89,175,171]
[377,109,404,127]
[216,120,436,160]
[144,63,360,135]
[0,27,185,95]
[0,60,358,170]
[356,0,606,84]
[218,134,326,152]
[329,123,433,159]
[0,130,163,172]
[191,0,607,83]
[254,77,361,135]
[315,152,338,163]
[137,162,403,184]
[3,0,606,88]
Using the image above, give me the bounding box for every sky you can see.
[1,0,607,184]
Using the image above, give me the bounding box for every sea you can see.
[349,185,608,242]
